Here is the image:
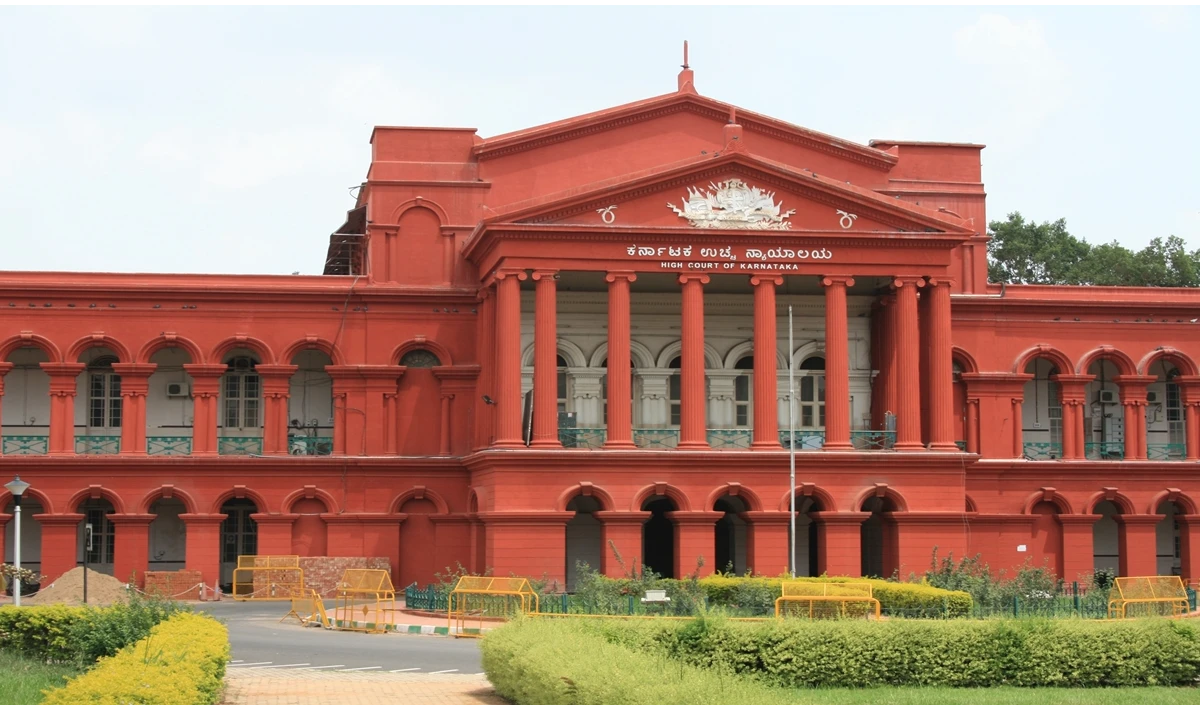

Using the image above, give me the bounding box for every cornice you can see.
[461,448,975,472]
[365,179,491,189]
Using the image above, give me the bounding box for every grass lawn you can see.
[0,651,82,705]
[787,687,1198,704]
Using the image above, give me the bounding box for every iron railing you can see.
[404,582,447,612]
[75,435,120,455]
[1085,441,1125,460]
[955,440,967,452]
[219,436,263,455]
[1022,442,1063,461]
[850,430,895,451]
[559,428,606,449]
[2,435,48,455]
[633,429,679,449]
[147,436,192,456]
[779,430,826,449]
[289,436,334,456]
[707,429,752,450]
[1146,443,1186,461]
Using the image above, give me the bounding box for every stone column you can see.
[741,511,790,575]
[109,513,154,587]
[33,513,84,584]
[1057,514,1099,583]
[1012,396,1024,459]
[41,363,85,455]
[531,269,562,448]
[256,364,297,455]
[605,271,637,448]
[250,513,300,556]
[822,276,855,450]
[965,398,979,454]
[812,512,869,577]
[1055,375,1092,460]
[439,394,454,455]
[112,363,155,455]
[749,274,782,449]
[925,279,958,451]
[181,513,226,591]
[494,269,527,448]
[1116,376,1153,460]
[1115,515,1159,577]
[184,364,226,456]
[666,511,723,578]
[891,278,924,450]
[595,511,650,577]
[678,274,710,449]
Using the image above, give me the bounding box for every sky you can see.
[0,5,1196,276]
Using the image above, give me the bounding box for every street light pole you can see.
[788,306,796,578]
[5,476,30,607]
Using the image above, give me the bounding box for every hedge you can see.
[696,575,973,617]
[482,616,796,705]
[0,596,187,664]
[583,616,1200,688]
[41,612,228,705]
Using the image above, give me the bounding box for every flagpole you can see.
[788,304,796,578]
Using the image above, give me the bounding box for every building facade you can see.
[3,64,1199,593]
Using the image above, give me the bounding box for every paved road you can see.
[197,602,485,674]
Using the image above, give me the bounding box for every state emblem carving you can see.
[668,178,795,230]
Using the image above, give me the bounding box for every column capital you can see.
[677,273,710,285]
[531,269,559,281]
[593,510,652,525]
[31,512,85,526]
[0,361,13,378]
[605,270,638,283]
[490,267,528,284]
[178,513,228,525]
[750,273,783,286]
[110,363,157,378]
[182,363,228,379]
[891,276,926,289]
[255,364,299,379]
[39,362,86,378]
[106,513,156,526]
[924,277,956,289]
[820,275,855,287]
[664,510,725,525]
[1056,514,1100,527]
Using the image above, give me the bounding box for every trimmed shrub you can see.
[41,612,228,705]
[582,616,1200,688]
[697,574,973,617]
[482,616,796,705]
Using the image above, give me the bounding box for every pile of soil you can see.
[25,567,130,606]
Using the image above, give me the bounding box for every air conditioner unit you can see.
[166,382,190,398]
[1098,390,1118,404]
[1146,391,1158,403]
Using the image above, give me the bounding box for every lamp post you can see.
[4,476,30,607]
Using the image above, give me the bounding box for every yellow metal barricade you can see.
[448,576,540,638]
[280,588,330,628]
[775,581,881,620]
[232,555,306,600]
[1107,576,1189,619]
[334,569,397,634]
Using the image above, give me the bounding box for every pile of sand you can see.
[25,567,130,606]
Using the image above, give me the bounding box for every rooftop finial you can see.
[682,40,689,69]
[677,40,696,94]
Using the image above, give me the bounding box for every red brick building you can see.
[3,63,1199,593]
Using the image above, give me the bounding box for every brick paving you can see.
[223,669,508,705]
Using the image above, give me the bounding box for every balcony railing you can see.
[1023,442,1063,461]
[850,430,896,451]
[75,435,120,455]
[707,429,752,450]
[779,430,826,449]
[2,435,48,455]
[559,428,606,449]
[147,436,192,456]
[1085,441,1125,460]
[1146,443,1186,461]
[289,436,334,456]
[219,436,263,456]
[633,429,678,449]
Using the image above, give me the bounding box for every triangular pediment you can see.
[487,153,972,235]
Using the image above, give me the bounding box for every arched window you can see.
[799,356,825,429]
[87,356,122,428]
[400,349,441,368]
[223,356,260,429]
[733,355,753,428]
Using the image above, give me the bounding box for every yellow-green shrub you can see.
[41,612,228,705]
[0,605,92,662]
[697,574,972,616]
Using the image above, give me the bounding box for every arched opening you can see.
[147,347,195,455]
[1092,499,1122,575]
[397,349,442,456]
[565,495,602,590]
[1156,500,1183,576]
[641,496,677,579]
[219,350,263,455]
[2,346,51,454]
[860,495,899,578]
[1021,358,1062,460]
[288,350,334,456]
[398,496,437,589]
[148,498,186,572]
[1147,362,1185,460]
[220,498,258,591]
[77,497,116,576]
[790,495,823,577]
[713,495,748,575]
[3,498,43,592]
[1030,500,1063,578]
[952,360,967,449]
[799,356,826,431]
[291,497,329,557]
[77,348,123,454]
[733,355,754,430]
[1085,359,1124,460]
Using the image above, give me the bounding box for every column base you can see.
[603,440,636,449]
[530,439,564,449]
[751,441,782,450]
[676,441,710,450]
[928,442,961,452]
[492,440,526,449]
[821,441,854,451]
[894,442,925,452]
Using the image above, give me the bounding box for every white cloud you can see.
[138,129,196,168]
[1141,7,1191,33]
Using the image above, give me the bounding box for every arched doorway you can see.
[146,347,195,455]
[712,495,748,575]
[565,495,602,590]
[148,498,186,572]
[77,348,123,454]
[78,498,116,576]
[860,495,899,578]
[398,496,437,589]
[1021,358,1062,459]
[1030,500,1063,578]
[2,346,51,454]
[1156,501,1183,577]
[397,349,442,456]
[290,497,329,557]
[220,498,258,591]
[641,497,676,579]
[1148,362,1185,460]
[1092,500,1121,575]
[288,351,334,455]
[219,350,264,455]
[791,495,823,577]
[1085,359,1124,459]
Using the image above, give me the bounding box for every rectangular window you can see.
[669,373,681,426]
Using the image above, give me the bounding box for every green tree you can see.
[986,212,1090,284]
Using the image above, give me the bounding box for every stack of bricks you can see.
[143,570,204,601]
[300,557,391,597]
